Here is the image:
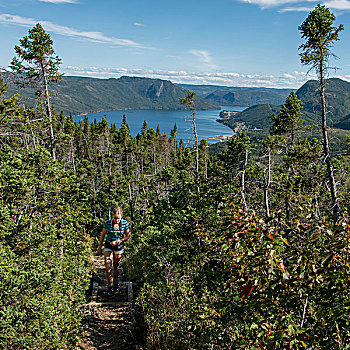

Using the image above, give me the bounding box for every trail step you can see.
[89,256,133,304]
[88,301,131,306]
[78,255,139,349]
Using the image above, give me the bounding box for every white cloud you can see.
[238,0,315,9]
[324,0,350,10]
[62,66,324,88]
[0,13,150,49]
[189,50,218,71]
[134,22,145,26]
[279,6,315,12]
[237,0,350,11]
[40,0,78,3]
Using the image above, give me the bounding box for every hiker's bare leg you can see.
[113,253,122,283]
[104,251,113,286]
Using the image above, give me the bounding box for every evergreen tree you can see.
[10,23,62,160]
[219,131,252,210]
[0,76,28,149]
[299,4,343,220]
[141,119,148,137]
[119,114,131,145]
[270,91,303,145]
[270,92,304,220]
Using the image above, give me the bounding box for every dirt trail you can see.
[78,256,142,350]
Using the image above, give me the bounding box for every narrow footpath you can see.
[78,256,142,350]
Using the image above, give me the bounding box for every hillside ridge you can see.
[4,75,219,115]
[218,77,350,131]
[178,83,292,107]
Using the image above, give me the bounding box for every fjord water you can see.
[85,106,244,145]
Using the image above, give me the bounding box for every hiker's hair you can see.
[112,206,123,216]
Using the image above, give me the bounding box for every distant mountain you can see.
[296,78,350,129]
[177,83,292,107]
[4,75,219,115]
[218,78,350,131]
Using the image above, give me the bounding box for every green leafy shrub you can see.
[0,147,93,349]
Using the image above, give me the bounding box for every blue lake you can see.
[82,106,244,146]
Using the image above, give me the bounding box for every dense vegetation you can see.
[1,6,350,349]
[4,75,218,115]
[220,78,350,132]
[178,83,292,107]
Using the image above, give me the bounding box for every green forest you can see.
[1,5,350,350]
[4,75,218,115]
[219,78,350,132]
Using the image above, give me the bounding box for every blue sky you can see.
[1,0,350,88]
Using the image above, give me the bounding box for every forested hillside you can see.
[178,83,292,107]
[220,77,350,131]
[1,11,350,350]
[4,75,218,115]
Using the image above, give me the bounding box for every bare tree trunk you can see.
[263,147,271,220]
[241,149,248,211]
[204,150,208,182]
[123,146,129,176]
[285,195,291,221]
[314,194,321,219]
[319,60,340,220]
[106,131,111,157]
[41,59,56,160]
[153,146,157,177]
[192,111,199,179]
[28,117,37,150]
[70,139,76,172]
[128,183,134,222]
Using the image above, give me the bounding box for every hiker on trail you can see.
[97,206,131,296]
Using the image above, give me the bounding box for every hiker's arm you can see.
[121,228,130,243]
[97,228,107,254]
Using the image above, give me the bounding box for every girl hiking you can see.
[97,206,131,296]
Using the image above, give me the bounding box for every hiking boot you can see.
[107,284,114,296]
[113,281,120,291]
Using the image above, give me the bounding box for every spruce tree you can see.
[270,91,303,145]
[299,4,343,220]
[10,23,62,160]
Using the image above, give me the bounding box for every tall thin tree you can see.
[299,4,343,220]
[270,91,303,220]
[180,91,199,179]
[10,23,62,160]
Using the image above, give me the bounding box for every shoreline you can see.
[207,134,234,141]
[73,105,246,118]
[73,107,223,118]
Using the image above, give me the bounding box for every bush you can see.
[0,147,93,349]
